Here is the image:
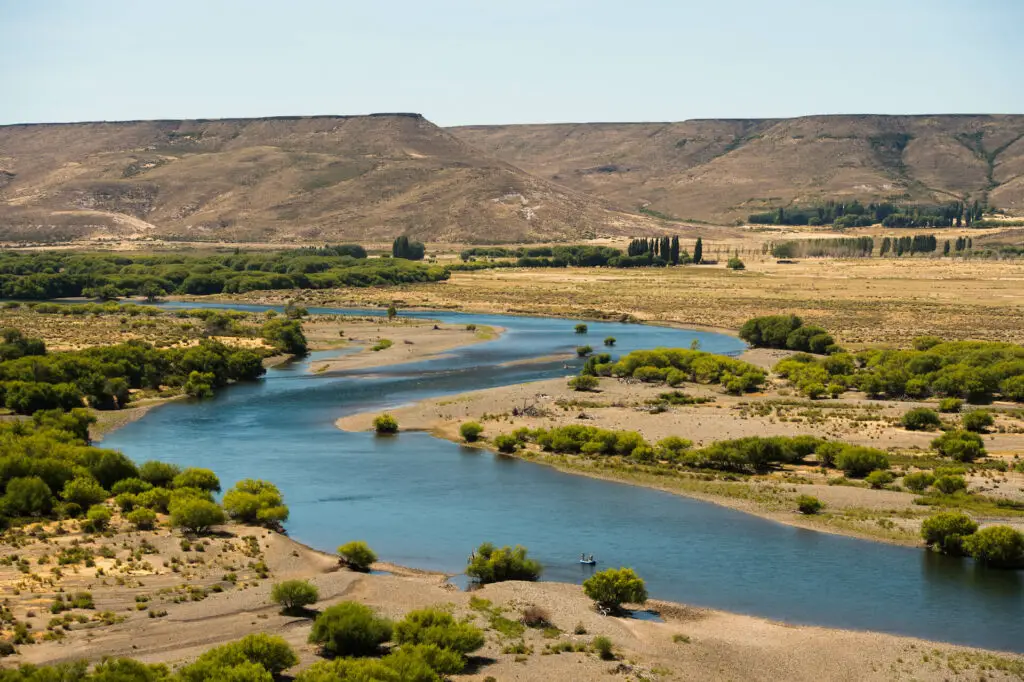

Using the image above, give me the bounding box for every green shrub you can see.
[962,525,1024,567]
[61,477,108,508]
[459,422,484,442]
[373,413,399,434]
[865,470,895,489]
[727,256,745,270]
[938,397,963,413]
[4,476,55,517]
[493,434,519,453]
[138,461,180,487]
[902,472,935,493]
[962,410,994,433]
[568,375,599,391]
[393,608,485,656]
[834,446,889,478]
[582,567,647,611]
[575,324,588,334]
[172,468,221,492]
[126,507,157,530]
[178,633,298,681]
[271,580,319,613]
[169,498,225,534]
[932,430,985,462]
[592,635,615,660]
[901,408,941,431]
[604,337,616,346]
[85,504,113,531]
[576,345,593,357]
[933,475,967,495]
[308,602,393,657]
[815,442,843,468]
[337,541,377,571]
[921,512,978,556]
[466,542,542,583]
[110,478,153,496]
[796,495,823,514]
[222,479,289,527]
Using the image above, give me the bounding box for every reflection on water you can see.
[101,303,1024,652]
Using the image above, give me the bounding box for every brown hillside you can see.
[0,114,657,243]
[451,115,1024,224]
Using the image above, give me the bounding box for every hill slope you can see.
[451,115,1024,224]
[0,114,655,242]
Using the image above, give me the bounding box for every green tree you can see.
[126,507,157,530]
[271,580,319,613]
[262,318,308,355]
[933,475,967,495]
[961,410,994,433]
[583,567,648,612]
[85,504,112,531]
[178,633,298,681]
[568,375,599,391]
[393,608,485,657]
[61,477,108,508]
[466,542,543,583]
[921,512,978,556]
[223,479,288,527]
[693,237,703,264]
[901,408,941,431]
[308,602,393,657]
[138,460,180,487]
[3,476,54,517]
[901,472,935,492]
[834,446,889,477]
[172,468,221,492]
[338,540,377,571]
[932,430,985,462]
[373,413,399,434]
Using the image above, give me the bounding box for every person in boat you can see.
[580,553,586,562]
[588,554,594,563]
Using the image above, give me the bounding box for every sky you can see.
[1,0,1022,127]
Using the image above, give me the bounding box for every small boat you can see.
[579,558,597,566]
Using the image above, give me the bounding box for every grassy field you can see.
[250,256,1024,347]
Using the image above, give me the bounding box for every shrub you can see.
[568,375,599,392]
[865,470,895,489]
[179,633,298,681]
[921,512,978,556]
[835,446,889,478]
[963,526,1024,567]
[110,478,152,496]
[604,337,616,346]
[337,541,377,571]
[796,495,823,514]
[85,504,112,531]
[374,413,399,434]
[61,477,108,508]
[592,635,615,660]
[4,476,54,517]
[938,397,963,413]
[169,498,225,534]
[172,468,221,492]
[576,345,593,357]
[932,430,986,462]
[393,608,485,656]
[493,434,519,453]
[308,602,393,657]
[575,324,588,334]
[901,408,941,431]
[520,605,552,628]
[138,461,180,488]
[466,542,542,583]
[962,410,994,433]
[933,475,967,495]
[459,422,483,442]
[223,479,289,527]
[727,256,745,270]
[815,442,843,468]
[271,580,319,613]
[902,472,935,493]
[126,507,157,530]
[582,567,647,611]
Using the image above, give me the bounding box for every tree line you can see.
[0,250,449,300]
[750,200,987,228]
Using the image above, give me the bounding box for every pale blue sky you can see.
[1,0,1021,126]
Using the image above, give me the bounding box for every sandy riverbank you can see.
[8,516,1022,681]
[336,375,1024,546]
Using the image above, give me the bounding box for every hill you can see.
[0,114,656,243]
[451,115,1024,224]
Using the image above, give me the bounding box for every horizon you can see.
[1,0,1022,126]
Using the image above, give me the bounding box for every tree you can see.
[670,235,680,265]
[337,540,377,571]
[61,477,108,508]
[183,371,214,399]
[126,507,157,530]
[223,479,288,527]
[568,375,599,391]
[262,318,308,355]
[575,324,588,334]
[931,430,985,462]
[961,410,994,433]
[393,608,485,656]
[466,542,543,583]
[902,472,935,492]
[583,567,647,612]
[604,336,616,346]
[179,633,298,681]
[835,446,889,478]
[373,413,399,434]
[85,504,112,531]
[308,602,393,657]
[901,408,941,431]
[963,526,1024,567]
[138,460,180,487]
[933,475,967,495]
[693,237,703,264]
[170,498,226,534]
[387,303,397,321]
[271,580,319,613]
[459,422,483,442]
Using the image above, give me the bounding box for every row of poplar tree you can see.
[626,236,704,265]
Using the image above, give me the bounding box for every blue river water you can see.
[101,303,1024,652]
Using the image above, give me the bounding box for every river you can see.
[101,303,1024,652]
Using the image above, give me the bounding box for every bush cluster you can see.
[739,315,837,354]
[466,542,543,583]
[922,513,1024,567]
[587,348,766,395]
